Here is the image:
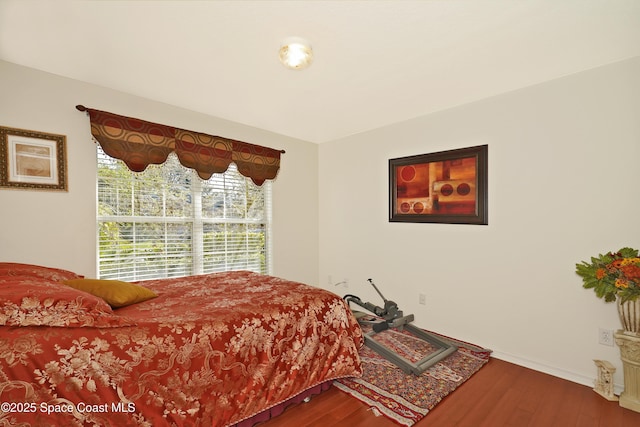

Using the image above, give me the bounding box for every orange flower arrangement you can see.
[576,247,640,302]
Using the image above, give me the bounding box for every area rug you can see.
[334,324,492,426]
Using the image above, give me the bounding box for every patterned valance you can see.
[76,106,283,185]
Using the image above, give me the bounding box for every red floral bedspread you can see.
[0,271,363,426]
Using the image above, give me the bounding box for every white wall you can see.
[319,56,640,390]
[0,60,319,286]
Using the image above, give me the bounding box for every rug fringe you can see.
[333,381,416,426]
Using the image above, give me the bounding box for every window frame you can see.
[96,147,272,281]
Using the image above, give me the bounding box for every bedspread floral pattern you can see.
[0,271,363,426]
[0,276,133,328]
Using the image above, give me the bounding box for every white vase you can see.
[617,298,640,336]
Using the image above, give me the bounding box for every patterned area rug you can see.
[334,324,492,426]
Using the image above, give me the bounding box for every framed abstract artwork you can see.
[389,145,487,224]
[0,126,67,191]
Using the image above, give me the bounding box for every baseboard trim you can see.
[491,351,624,396]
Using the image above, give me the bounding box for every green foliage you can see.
[576,247,640,303]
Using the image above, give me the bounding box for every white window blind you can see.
[97,146,271,281]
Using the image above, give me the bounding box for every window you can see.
[97,146,271,281]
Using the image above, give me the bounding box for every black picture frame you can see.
[389,145,487,224]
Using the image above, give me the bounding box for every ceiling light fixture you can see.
[279,37,313,70]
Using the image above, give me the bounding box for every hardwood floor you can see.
[261,358,640,426]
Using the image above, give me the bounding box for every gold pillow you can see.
[63,278,157,308]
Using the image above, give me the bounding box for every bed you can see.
[0,263,363,426]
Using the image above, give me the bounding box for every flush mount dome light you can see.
[279,37,313,70]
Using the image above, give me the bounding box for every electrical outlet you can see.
[419,293,426,305]
[599,328,614,347]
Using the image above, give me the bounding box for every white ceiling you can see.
[1,1,639,143]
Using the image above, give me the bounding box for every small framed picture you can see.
[389,145,488,224]
[0,126,67,191]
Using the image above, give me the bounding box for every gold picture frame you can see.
[0,126,67,191]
